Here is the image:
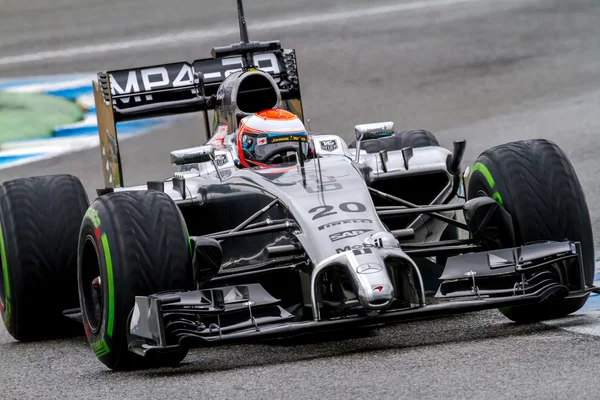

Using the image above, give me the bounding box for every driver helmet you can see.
[236,109,309,168]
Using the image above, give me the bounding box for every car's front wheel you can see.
[78,190,194,370]
[467,139,594,323]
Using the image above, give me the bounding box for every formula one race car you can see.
[0,0,597,371]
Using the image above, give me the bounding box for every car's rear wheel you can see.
[467,139,594,323]
[0,175,89,341]
[78,190,194,370]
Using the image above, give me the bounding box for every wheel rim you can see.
[81,236,103,334]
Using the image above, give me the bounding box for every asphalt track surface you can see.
[1,0,600,398]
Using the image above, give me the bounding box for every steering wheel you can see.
[260,145,301,164]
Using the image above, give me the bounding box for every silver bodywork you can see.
[118,128,457,316]
[74,1,594,362]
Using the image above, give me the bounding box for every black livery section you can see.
[105,49,301,117]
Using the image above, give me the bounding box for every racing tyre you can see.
[0,174,89,341]
[467,139,594,323]
[349,129,439,153]
[78,190,194,370]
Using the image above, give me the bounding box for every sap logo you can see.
[318,219,372,231]
[329,229,372,242]
[335,244,376,254]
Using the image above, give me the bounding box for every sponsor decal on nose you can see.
[356,263,383,274]
[329,229,373,242]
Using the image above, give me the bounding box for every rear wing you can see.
[93,48,304,188]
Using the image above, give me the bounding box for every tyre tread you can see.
[467,139,594,322]
[0,174,88,340]
[80,190,192,370]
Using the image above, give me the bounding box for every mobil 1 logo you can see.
[336,244,375,254]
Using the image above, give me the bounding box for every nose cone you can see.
[370,284,394,303]
[355,263,395,309]
[356,263,383,274]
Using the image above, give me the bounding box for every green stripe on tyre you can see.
[101,233,115,339]
[0,223,11,326]
[472,162,504,207]
[472,162,495,187]
[492,192,504,207]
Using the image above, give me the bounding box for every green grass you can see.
[0,92,84,143]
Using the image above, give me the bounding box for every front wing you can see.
[127,241,594,357]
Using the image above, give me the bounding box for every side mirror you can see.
[170,145,215,165]
[353,121,394,162]
[354,121,394,141]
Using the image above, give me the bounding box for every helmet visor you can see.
[252,132,309,160]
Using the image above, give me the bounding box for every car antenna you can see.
[297,135,307,187]
[295,117,309,187]
[236,0,254,68]
[237,0,250,44]
[306,118,316,153]
[306,118,325,193]
[211,1,282,69]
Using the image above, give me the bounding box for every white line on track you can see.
[0,0,484,67]
[544,313,600,337]
[3,76,96,93]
